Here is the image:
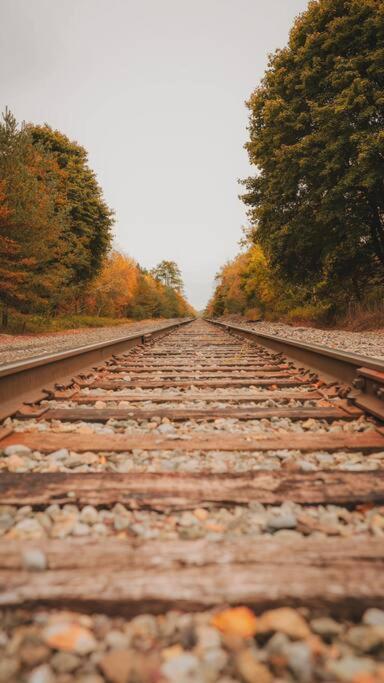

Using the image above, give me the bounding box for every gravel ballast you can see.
[0,320,183,366]
[2,501,384,542]
[233,320,384,360]
[2,606,384,682]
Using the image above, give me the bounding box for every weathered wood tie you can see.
[2,430,384,452]
[37,405,362,422]
[1,553,383,615]
[62,390,324,402]
[1,471,384,507]
[84,377,311,389]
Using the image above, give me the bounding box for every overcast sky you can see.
[0,0,309,309]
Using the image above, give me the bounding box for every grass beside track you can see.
[0,313,169,335]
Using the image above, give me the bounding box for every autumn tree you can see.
[206,256,247,317]
[0,111,193,326]
[242,0,384,308]
[86,250,138,317]
[126,265,193,320]
[0,180,28,325]
[127,270,163,319]
[28,124,114,289]
[0,110,70,323]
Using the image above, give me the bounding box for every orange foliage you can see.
[87,250,138,317]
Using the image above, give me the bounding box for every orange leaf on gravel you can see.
[211,607,257,637]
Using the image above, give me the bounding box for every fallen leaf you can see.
[211,607,257,638]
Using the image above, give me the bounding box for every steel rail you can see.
[206,318,384,421]
[0,318,194,420]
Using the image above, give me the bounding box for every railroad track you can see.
[1,318,384,682]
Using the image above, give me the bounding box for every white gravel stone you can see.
[3,444,31,456]
[22,548,47,572]
[27,664,55,683]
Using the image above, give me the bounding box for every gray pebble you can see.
[298,461,317,472]
[268,512,297,530]
[22,548,47,572]
[0,512,14,532]
[49,449,69,460]
[72,522,91,537]
[80,505,99,525]
[4,444,32,456]
[284,641,313,683]
[363,608,384,626]
[27,664,56,683]
[346,625,384,652]
[310,617,343,637]
[15,518,43,536]
[157,423,176,434]
[162,653,201,681]
[327,656,375,681]
[51,651,80,673]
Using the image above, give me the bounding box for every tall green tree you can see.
[28,125,114,287]
[151,260,184,291]
[242,0,384,307]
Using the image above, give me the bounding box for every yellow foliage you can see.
[87,250,138,317]
[206,244,279,317]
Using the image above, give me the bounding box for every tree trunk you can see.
[369,199,384,271]
[1,304,8,328]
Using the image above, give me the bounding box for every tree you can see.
[0,181,29,325]
[242,0,384,308]
[127,270,163,319]
[86,250,138,317]
[151,260,184,291]
[0,109,70,322]
[28,124,114,288]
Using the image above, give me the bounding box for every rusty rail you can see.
[206,318,384,421]
[0,318,194,419]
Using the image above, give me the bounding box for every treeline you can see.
[0,110,192,328]
[208,0,384,325]
[86,252,194,319]
[205,244,330,323]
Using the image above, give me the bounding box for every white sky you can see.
[0,0,309,309]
